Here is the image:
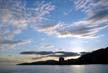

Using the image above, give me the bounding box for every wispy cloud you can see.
[0,39,31,49]
[0,0,108,49]
[34,0,108,38]
[35,22,63,35]
[74,0,108,15]
[0,0,55,49]
[57,22,108,38]
[43,44,55,49]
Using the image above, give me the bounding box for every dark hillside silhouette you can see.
[76,47,108,64]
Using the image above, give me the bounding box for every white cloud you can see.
[33,0,108,38]
[74,0,108,16]
[0,0,55,38]
[0,0,55,49]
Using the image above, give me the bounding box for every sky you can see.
[0,0,108,65]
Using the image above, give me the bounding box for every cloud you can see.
[21,51,53,55]
[0,55,36,65]
[43,44,55,49]
[74,0,108,23]
[33,22,64,36]
[0,0,55,49]
[0,39,31,49]
[57,22,108,38]
[63,0,108,38]
[0,55,20,65]
[0,57,22,65]
[33,19,108,38]
[33,0,108,38]
[20,51,80,57]
[40,43,55,49]
[1,0,108,43]
[74,0,108,15]
[34,22,62,35]
[54,51,80,57]
[0,0,55,37]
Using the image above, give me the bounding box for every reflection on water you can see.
[0,65,108,73]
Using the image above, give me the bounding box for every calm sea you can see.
[0,65,108,73]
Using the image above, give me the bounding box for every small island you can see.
[18,47,108,65]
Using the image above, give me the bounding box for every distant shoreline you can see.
[18,63,108,65]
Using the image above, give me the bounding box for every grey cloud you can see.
[57,23,108,38]
[0,39,31,49]
[21,51,53,55]
[34,22,62,35]
[20,51,80,57]
[87,9,108,22]
[36,24,57,29]
[43,44,55,49]
[0,40,24,44]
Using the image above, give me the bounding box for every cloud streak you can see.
[20,51,80,57]
[0,39,31,49]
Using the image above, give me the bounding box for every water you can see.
[0,65,108,73]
